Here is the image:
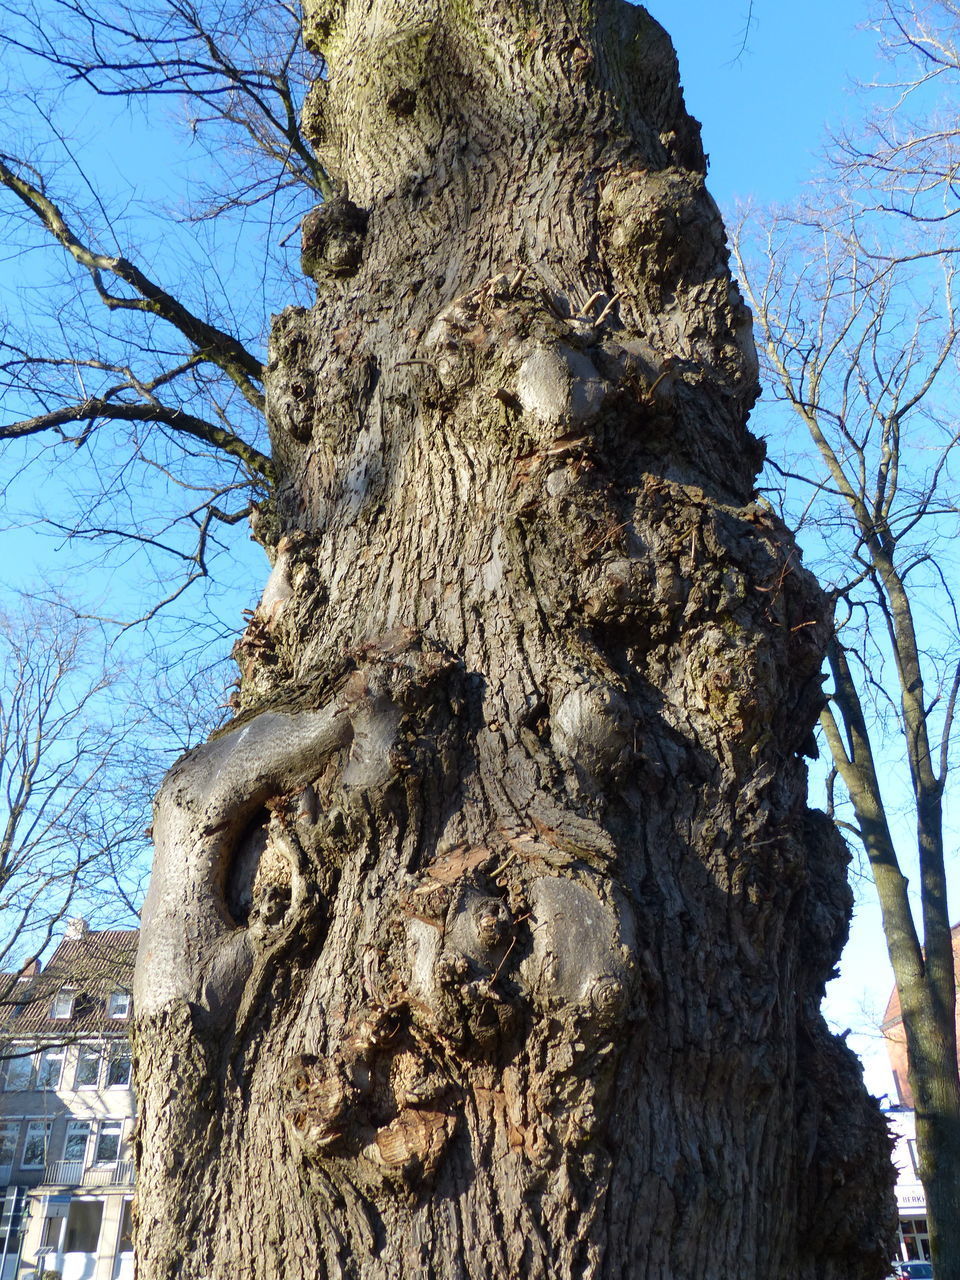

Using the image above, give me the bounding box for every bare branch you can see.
[2,397,274,482]
[0,154,265,411]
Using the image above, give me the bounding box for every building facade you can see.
[884,1104,931,1264]
[0,924,137,1280]
[878,930,960,1266]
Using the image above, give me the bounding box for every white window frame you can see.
[0,1121,19,1169]
[106,1046,132,1089]
[63,1119,92,1163]
[898,1216,932,1263]
[93,1120,123,1166]
[107,990,131,1019]
[41,1209,66,1251]
[49,989,75,1020]
[20,1119,51,1169]
[2,1048,33,1091]
[74,1044,102,1090]
[63,1196,104,1254]
[34,1045,65,1091]
[118,1197,133,1255]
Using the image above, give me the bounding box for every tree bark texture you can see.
[133,2,896,1276]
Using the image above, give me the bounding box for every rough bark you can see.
[133,2,896,1277]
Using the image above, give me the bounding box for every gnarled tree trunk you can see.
[133,2,896,1276]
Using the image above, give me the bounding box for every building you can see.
[883,1103,931,1263]
[879,925,960,1265]
[0,922,137,1280]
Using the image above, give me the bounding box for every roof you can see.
[0,927,138,1037]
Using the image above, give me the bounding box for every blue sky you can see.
[646,0,879,205]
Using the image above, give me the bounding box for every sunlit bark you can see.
[133,4,895,1276]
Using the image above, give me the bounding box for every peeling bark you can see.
[134,2,896,1277]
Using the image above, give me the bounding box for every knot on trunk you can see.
[283,1005,458,1193]
[515,343,609,428]
[551,682,632,783]
[301,197,369,281]
[600,166,721,287]
[402,878,523,1055]
[519,876,636,1029]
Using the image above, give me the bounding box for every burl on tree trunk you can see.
[133,2,896,1276]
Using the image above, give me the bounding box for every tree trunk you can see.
[913,1035,960,1278]
[133,2,896,1276]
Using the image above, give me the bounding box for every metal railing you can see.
[41,1158,134,1187]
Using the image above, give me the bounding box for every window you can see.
[2,1051,32,1091]
[4,1047,66,1090]
[118,1199,133,1254]
[64,1199,103,1253]
[63,1121,91,1163]
[74,1044,101,1089]
[41,1213,65,1250]
[35,1046,65,1090]
[21,1120,51,1168]
[899,1217,932,1263]
[93,1121,122,1165]
[107,990,131,1019]
[49,990,75,1020]
[106,1048,131,1088]
[0,1123,18,1169]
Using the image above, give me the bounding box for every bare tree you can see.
[0,599,144,996]
[733,197,960,1276]
[1,0,331,211]
[837,0,960,232]
[0,597,233,1077]
[733,9,960,1274]
[0,148,274,621]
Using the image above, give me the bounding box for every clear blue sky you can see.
[646,0,878,204]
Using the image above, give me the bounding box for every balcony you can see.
[40,1159,134,1188]
[31,1248,132,1280]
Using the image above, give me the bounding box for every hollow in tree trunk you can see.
[133,2,896,1276]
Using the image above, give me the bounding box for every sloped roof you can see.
[0,928,138,1037]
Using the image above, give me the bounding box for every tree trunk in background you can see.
[133,2,896,1276]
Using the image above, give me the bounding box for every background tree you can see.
[0,594,235,1089]
[0,599,144,997]
[837,0,960,231]
[731,5,960,1270]
[733,208,960,1275]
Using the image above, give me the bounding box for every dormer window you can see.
[107,990,131,1019]
[49,990,75,1020]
